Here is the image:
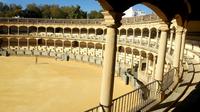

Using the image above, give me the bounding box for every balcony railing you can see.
[85,80,160,112]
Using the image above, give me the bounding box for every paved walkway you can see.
[149,56,200,112]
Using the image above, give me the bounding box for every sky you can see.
[1,0,153,13]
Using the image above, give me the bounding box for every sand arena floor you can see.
[0,56,133,112]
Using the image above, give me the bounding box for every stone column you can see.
[132,30,135,44]
[168,30,174,54]
[173,26,183,69]
[27,27,29,35]
[17,27,19,35]
[17,38,20,49]
[8,38,10,48]
[180,29,187,61]
[36,38,39,50]
[138,51,142,72]
[155,23,169,81]
[155,29,159,48]
[8,26,10,35]
[36,27,38,36]
[124,47,126,64]
[148,30,151,47]
[152,55,157,80]
[145,53,149,75]
[100,11,123,112]
[27,38,29,49]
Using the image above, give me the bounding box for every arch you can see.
[19,26,28,35]
[55,27,63,33]
[141,51,147,58]
[10,26,18,34]
[148,52,154,61]
[127,28,133,36]
[89,28,95,34]
[125,47,132,54]
[0,37,8,47]
[96,43,103,49]
[142,2,168,22]
[29,38,36,46]
[96,28,103,35]
[134,28,141,37]
[119,28,126,35]
[29,26,37,33]
[64,27,71,34]
[47,39,54,46]
[118,46,124,52]
[72,28,79,34]
[80,28,87,34]
[80,42,87,48]
[38,27,45,33]
[10,38,18,46]
[132,49,139,55]
[38,38,45,46]
[19,38,27,47]
[150,27,157,39]
[142,28,149,37]
[55,40,63,47]
[47,27,54,33]
[88,42,95,48]
[64,40,71,47]
[72,41,79,47]
[0,25,8,34]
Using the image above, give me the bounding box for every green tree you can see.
[49,5,64,18]
[88,10,103,19]
[23,3,42,18]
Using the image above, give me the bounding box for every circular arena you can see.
[0,1,200,111]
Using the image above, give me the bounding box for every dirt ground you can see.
[0,56,133,112]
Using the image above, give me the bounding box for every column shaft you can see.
[100,27,117,111]
[173,29,183,68]
[155,27,168,81]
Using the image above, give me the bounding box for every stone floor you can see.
[0,56,133,112]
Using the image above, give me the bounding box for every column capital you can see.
[159,23,169,31]
[176,26,184,34]
[102,11,124,28]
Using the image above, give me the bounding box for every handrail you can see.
[85,80,160,112]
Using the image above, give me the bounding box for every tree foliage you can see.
[0,2,103,19]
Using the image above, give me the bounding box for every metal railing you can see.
[85,80,160,112]
[0,14,161,25]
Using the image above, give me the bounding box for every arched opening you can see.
[142,28,149,37]
[96,43,102,49]
[134,28,141,37]
[118,46,124,52]
[64,28,71,34]
[19,38,27,47]
[125,47,132,54]
[55,27,63,33]
[80,42,86,48]
[80,28,87,35]
[64,41,71,47]
[38,27,46,33]
[29,26,37,35]
[96,28,103,35]
[10,38,18,47]
[72,28,79,35]
[55,40,63,47]
[0,25,8,34]
[19,26,28,35]
[47,39,54,47]
[72,41,79,47]
[150,28,157,39]
[88,42,94,48]
[0,37,8,47]
[29,38,36,46]
[10,26,18,34]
